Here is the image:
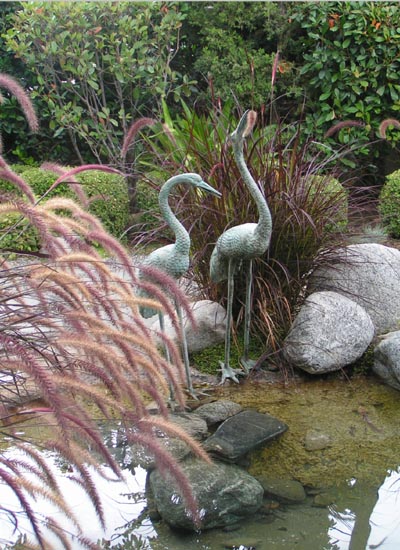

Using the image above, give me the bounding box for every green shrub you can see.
[378,169,400,238]
[76,170,130,238]
[306,175,348,233]
[0,167,130,252]
[129,176,160,232]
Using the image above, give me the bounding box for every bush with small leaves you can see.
[0,167,130,252]
[378,169,400,238]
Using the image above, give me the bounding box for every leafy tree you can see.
[175,2,298,110]
[288,1,400,182]
[5,1,192,206]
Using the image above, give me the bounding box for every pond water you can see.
[1,375,400,549]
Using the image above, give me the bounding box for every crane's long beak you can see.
[198,180,222,198]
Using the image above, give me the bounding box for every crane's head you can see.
[173,173,221,197]
[229,109,257,146]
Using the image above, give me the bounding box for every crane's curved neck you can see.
[232,140,272,239]
[159,177,190,254]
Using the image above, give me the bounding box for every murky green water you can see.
[2,375,400,549]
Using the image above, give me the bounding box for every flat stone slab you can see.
[203,409,288,462]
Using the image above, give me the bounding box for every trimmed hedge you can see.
[0,167,130,253]
[379,169,400,238]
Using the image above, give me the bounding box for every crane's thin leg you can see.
[241,259,257,373]
[175,301,196,399]
[219,259,242,384]
[159,312,175,407]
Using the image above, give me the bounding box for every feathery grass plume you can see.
[379,118,400,139]
[0,73,39,133]
[40,162,89,207]
[121,116,157,159]
[0,168,36,203]
[1,158,207,546]
[324,119,365,138]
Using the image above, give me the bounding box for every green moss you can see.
[190,334,264,375]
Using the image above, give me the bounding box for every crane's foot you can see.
[240,356,258,374]
[218,361,244,384]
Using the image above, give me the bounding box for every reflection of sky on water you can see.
[0,448,153,548]
[2,447,400,549]
[328,470,400,550]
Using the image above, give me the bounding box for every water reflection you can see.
[2,377,400,549]
[0,447,150,548]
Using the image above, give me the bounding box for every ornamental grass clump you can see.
[0,73,209,548]
[135,100,350,358]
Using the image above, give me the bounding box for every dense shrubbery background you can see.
[1,1,399,188]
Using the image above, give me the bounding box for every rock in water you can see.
[203,409,287,462]
[149,457,264,531]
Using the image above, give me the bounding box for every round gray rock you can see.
[283,290,374,374]
[373,331,400,390]
[310,243,400,335]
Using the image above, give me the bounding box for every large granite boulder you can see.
[373,332,400,390]
[148,457,264,531]
[147,300,226,353]
[283,290,374,374]
[310,243,400,335]
[203,409,288,463]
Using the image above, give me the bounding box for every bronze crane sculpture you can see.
[139,173,221,397]
[210,110,272,383]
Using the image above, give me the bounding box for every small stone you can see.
[313,492,335,507]
[169,412,209,440]
[256,475,306,503]
[194,399,243,426]
[304,430,332,451]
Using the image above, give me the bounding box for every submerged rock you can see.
[256,475,306,503]
[304,429,332,451]
[203,409,288,462]
[148,456,264,531]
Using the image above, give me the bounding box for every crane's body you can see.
[139,173,221,396]
[210,110,272,383]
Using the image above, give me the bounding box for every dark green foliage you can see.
[289,1,400,180]
[378,169,400,237]
[175,2,297,108]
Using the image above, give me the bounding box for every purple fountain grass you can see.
[121,116,157,159]
[0,105,207,545]
[379,118,400,139]
[41,162,89,207]
[0,73,39,133]
[0,168,36,203]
